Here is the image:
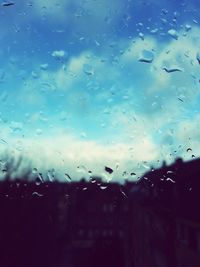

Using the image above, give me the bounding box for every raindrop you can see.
[51,50,66,60]
[83,64,94,76]
[139,50,154,63]
[31,71,38,79]
[166,177,175,183]
[95,40,100,46]
[100,185,107,190]
[0,139,7,145]
[142,164,150,170]
[35,173,44,185]
[36,129,42,135]
[167,170,174,174]
[65,173,71,181]
[47,170,54,182]
[40,64,48,70]
[77,165,87,173]
[120,189,128,198]
[178,98,184,102]
[196,52,200,64]
[138,32,144,40]
[10,121,23,132]
[168,29,179,40]
[32,168,38,174]
[131,172,136,176]
[163,67,182,73]
[192,19,198,24]
[35,177,42,186]
[150,28,158,34]
[161,8,168,15]
[80,132,87,138]
[185,24,192,32]
[161,18,167,24]
[32,192,43,197]
[105,166,113,174]
[2,2,14,6]
[186,148,192,152]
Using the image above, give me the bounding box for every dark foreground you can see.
[1,158,200,267]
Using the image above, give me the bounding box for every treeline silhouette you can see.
[0,157,200,267]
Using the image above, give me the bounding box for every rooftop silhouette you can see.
[0,157,200,267]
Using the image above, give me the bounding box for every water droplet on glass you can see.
[35,173,44,185]
[77,165,87,173]
[100,185,107,190]
[163,66,182,73]
[168,29,178,40]
[51,50,66,60]
[35,177,41,186]
[192,19,198,24]
[139,50,154,63]
[131,172,136,176]
[83,64,94,76]
[31,71,38,79]
[166,177,175,183]
[47,170,54,182]
[95,40,100,46]
[32,168,38,174]
[40,63,48,70]
[2,2,15,7]
[32,192,43,197]
[120,189,128,198]
[161,8,168,15]
[150,28,158,34]
[167,170,174,174]
[80,132,87,138]
[10,121,23,132]
[185,24,192,32]
[161,18,167,24]
[0,139,7,145]
[138,32,144,40]
[36,129,42,135]
[105,166,113,174]
[196,52,200,64]
[65,173,71,181]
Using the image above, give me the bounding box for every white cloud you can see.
[0,129,160,182]
[5,27,200,182]
[31,0,126,34]
[32,0,72,21]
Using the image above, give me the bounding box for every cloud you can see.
[2,26,200,182]
[0,130,160,182]
[30,0,127,35]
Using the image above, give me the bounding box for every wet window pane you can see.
[0,1,200,267]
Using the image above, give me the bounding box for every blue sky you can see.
[0,0,200,181]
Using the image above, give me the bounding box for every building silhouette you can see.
[0,158,200,266]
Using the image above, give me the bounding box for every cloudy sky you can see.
[0,0,200,181]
